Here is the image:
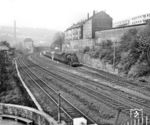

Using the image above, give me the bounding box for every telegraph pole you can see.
[58,92,61,123]
[113,41,116,72]
[114,108,122,125]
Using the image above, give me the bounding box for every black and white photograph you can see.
[0,0,150,125]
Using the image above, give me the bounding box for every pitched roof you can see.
[65,11,112,31]
[66,21,85,31]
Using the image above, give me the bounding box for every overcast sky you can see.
[0,0,150,31]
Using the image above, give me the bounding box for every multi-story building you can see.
[83,11,113,39]
[65,22,83,41]
[113,13,150,28]
[64,11,113,41]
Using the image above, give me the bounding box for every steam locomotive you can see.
[43,51,81,67]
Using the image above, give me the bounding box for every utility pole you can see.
[113,41,116,72]
[114,108,122,125]
[58,92,61,123]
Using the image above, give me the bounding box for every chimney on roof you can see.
[87,13,89,19]
[93,10,95,16]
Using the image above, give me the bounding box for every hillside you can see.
[0,26,58,48]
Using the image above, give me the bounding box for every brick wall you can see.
[92,12,112,38]
[95,24,146,43]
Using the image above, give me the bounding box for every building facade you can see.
[113,13,150,28]
[91,11,113,38]
[65,11,112,41]
[65,23,83,41]
[82,11,113,39]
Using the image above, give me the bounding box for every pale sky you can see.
[0,0,150,31]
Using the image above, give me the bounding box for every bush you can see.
[89,49,101,58]
[128,62,150,77]
[83,46,90,53]
[87,40,114,60]
[118,25,150,76]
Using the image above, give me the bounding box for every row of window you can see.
[114,13,150,27]
[132,13,150,20]
[132,20,143,24]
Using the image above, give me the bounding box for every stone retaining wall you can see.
[76,52,118,74]
[0,103,58,125]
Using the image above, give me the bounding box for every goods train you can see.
[43,51,81,67]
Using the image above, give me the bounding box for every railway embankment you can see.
[0,41,36,108]
[0,60,36,108]
[76,24,150,83]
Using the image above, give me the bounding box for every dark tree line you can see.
[0,41,13,92]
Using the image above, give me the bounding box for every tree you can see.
[0,41,10,48]
[0,50,8,92]
[118,24,150,76]
[0,41,15,92]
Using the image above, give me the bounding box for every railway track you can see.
[42,52,150,96]
[27,56,134,112]
[31,54,150,115]
[33,55,150,109]
[17,57,96,125]
[81,65,150,91]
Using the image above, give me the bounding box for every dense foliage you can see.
[0,41,36,107]
[118,26,150,77]
[83,24,150,77]
[0,41,12,92]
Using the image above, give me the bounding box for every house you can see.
[64,11,113,41]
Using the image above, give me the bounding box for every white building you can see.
[65,22,83,41]
[113,13,150,28]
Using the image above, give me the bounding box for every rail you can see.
[17,57,96,125]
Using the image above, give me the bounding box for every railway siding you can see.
[42,53,150,101]
[31,54,150,114]
[17,57,96,125]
